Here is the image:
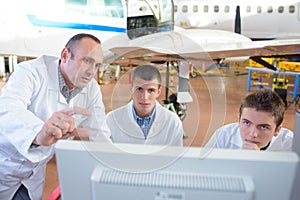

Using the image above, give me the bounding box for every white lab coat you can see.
[106,100,183,146]
[0,55,110,200]
[205,122,293,151]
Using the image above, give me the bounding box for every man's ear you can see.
[129,86,134,94]
[274,124,282,137]
[157,85,162,96]
[61,48,69,63]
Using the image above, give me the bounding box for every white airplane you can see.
[0,0,299,55]
[173,0,300,40]
[0,0,300,74]
[0,0,299,136]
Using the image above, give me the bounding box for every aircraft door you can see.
[127,0,174,39]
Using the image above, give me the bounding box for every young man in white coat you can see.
[205,89,293,151]
[106,65,184,146]
[0,33,111,200]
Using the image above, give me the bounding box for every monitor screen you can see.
[55,140,298,200]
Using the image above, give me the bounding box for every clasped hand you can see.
[242,140,260,150]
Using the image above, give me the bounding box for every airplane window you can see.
[278,6,284,13]
[257,6,262,13]
[224,6,230,13]
[214,5,219,13]
[174,5,177,12]
[289,5,295,13]
[267,6,273,13]
[204,5,209,13]
[193,5,198,13]
[103,0,124,18]
[246,6,251,13]
[65,0,88,14]
[66,0,87,5]
[182,5,188,13]
[64,0,124,18]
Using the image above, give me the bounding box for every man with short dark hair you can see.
[106,65,184,146]
[205,89,293,151]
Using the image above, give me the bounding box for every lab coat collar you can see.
[230,126,243,149]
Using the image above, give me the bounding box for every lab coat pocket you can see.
[0,157,33,181]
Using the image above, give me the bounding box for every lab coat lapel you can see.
[46,57,68,109]
[123,101,145,139]
[146,102,166,138]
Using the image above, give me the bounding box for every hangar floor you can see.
[0,68,298,199]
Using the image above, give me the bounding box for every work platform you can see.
[246,66,300,101]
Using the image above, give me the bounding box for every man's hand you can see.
[33,107,91,146]
[242,140,260,150]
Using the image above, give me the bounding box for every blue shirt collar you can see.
[132,102,156,139]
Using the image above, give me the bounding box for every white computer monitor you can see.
[291,110,300,200]
[55,140,298,200]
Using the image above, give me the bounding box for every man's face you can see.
[131,77,161,118]
[239,107,281,149]
[62,37,103,89]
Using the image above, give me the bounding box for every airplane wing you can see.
[104,29,253,64]
[209,39,300,59]
[103,29,300,103]
[104,29,300,66]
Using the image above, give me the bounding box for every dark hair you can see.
[65,33,101,58]
[239,89,285,128]
[132,65,162,86]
